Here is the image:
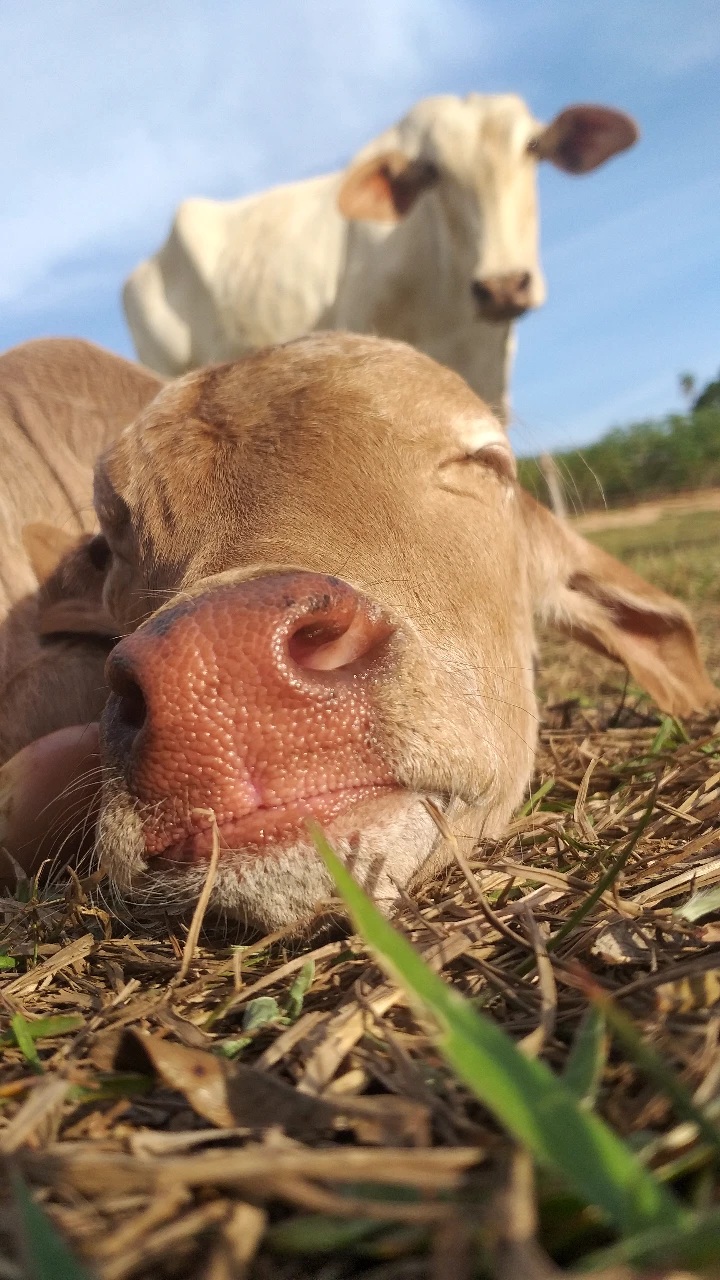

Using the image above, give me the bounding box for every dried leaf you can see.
[112,1030,429,1145]
[2,935,95,997]
[114,1029,328,1132]
[591,921,650,966]
[0,1078,70,1154]
[655,971,720,1016]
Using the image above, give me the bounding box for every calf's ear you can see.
[23,523,118,640]
[520,492,718,717]
[338,150,439,222]
[531,105,638,174]
[22,522,79,586]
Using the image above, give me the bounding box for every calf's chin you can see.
[96,778,457,930]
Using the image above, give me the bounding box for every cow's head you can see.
[337,94,638,323]
[44,335,714,930]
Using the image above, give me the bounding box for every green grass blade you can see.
[267,1215,387,1254]
[649,716,689,755]
[11,1170,94,1280]
[312,825,684,1239]
[286,959,315,1020]
[517,777,555,818]
[1,1014,84,1048]
[576,1207,720,1272]
[562,1008,608,1109]
[591,989,720,1159]
[68,1072,155,1104]
[9,1013,43,1072]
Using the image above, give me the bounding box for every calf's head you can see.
[338,94,639,322]
[56,334,714,930]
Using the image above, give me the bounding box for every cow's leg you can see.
[0,723,101,887]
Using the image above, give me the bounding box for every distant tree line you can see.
[518,368,720,511]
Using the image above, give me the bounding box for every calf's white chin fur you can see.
[96,788,443,932]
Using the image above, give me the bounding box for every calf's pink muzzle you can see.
[102,572,398,858]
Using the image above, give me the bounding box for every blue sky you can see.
[2,0,719,455]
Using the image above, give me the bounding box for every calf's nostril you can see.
[109,667,147,732]
[289,621,348,671]
[120,679,147,731]
[288,609,394,673]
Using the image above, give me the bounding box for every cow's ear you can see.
[531,105,638,174]
[338,150,439,222]
[520,491,718,717]
[23,524,118,639]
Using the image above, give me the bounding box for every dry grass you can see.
[572,486,720,534]
[1,507,720,1280]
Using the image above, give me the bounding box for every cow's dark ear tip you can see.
[532,104,639,174]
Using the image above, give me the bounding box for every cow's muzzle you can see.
[471,271,534,322]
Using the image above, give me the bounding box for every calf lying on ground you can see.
[1,335,716,927]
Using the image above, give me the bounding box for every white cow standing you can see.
[123,94,637,420]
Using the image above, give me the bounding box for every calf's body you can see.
[0,339,161,761]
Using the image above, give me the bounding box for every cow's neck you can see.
[417,321,514,424]
[333,198,515,421]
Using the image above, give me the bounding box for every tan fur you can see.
[0,339,161,761]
